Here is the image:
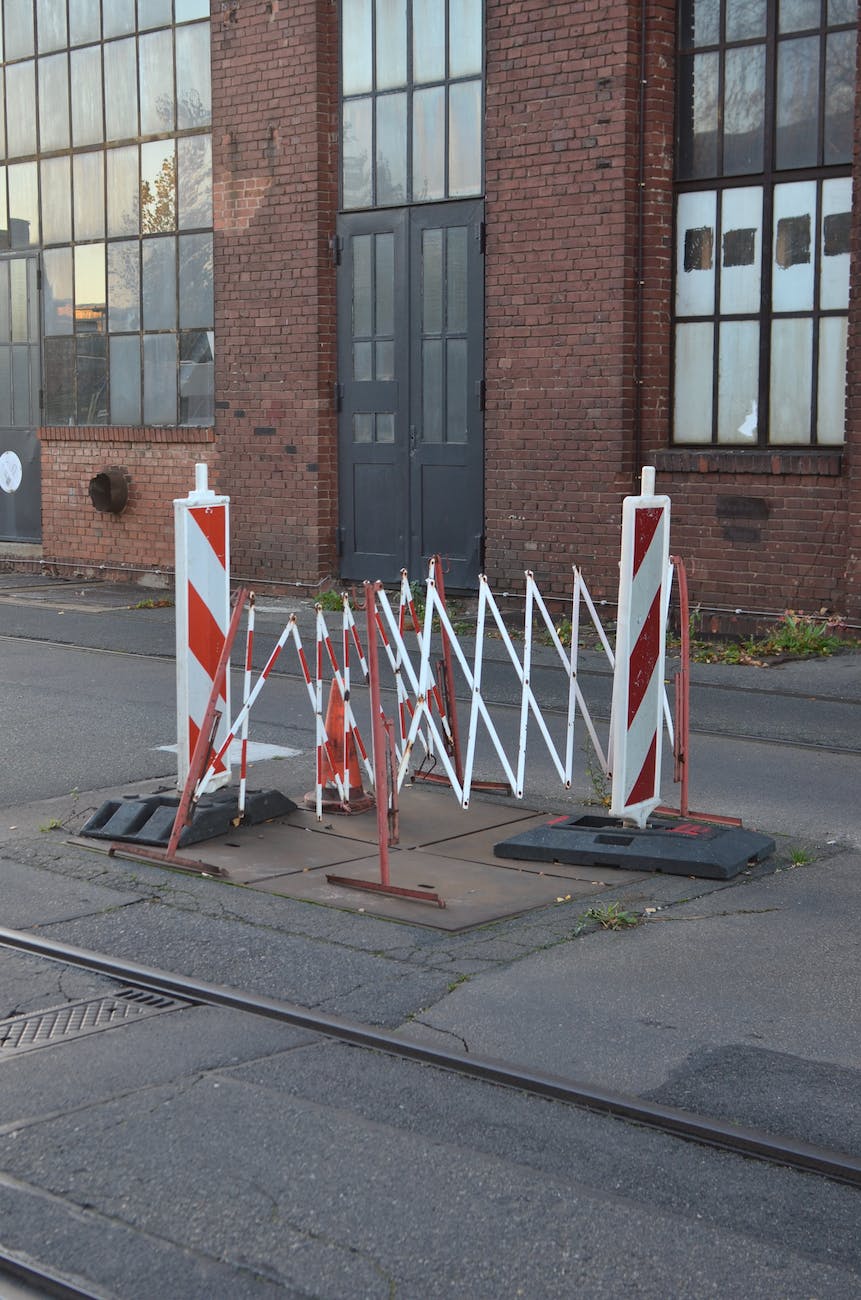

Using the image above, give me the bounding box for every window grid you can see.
[673,0,855,447]
[0,1,212,429]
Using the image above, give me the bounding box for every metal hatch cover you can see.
[0,989,191,1057]
[494,814,776,881]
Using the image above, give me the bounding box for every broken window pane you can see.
[718,321,759,443]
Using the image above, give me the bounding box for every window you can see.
[0,0,213,427]
[341,0,483,209]
[674,0,855,446]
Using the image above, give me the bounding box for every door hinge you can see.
[336,525,345,556]
[36,267,42,291]
[333,382,343,413]
[330,235,343,267]
[477,220,487,254]
[38,388,44,412]
[476,379,486,411]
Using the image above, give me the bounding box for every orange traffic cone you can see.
[305,679,375,813]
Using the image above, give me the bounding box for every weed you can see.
[577,901,639,931]
[789,847,813,866]
[39,817,64,832]
[131,598,173,610]
[317,589,347,612]
[582,745,612,808]
[687,610,853,666]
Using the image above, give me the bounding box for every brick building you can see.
[0,0,859,624]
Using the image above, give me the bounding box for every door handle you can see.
[409,425,417,457]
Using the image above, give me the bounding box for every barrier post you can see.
[174,463,231,793]
[609,466,671,827]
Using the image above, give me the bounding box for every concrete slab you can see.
[193,821,371,882]
[248,849,599,931]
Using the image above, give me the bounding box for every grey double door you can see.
[0,255,41,542]
[337,201,484,588]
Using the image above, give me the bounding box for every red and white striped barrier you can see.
[609,466,672,827]
[174,463,231,793]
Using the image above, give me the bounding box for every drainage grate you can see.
[0,988,192,1056]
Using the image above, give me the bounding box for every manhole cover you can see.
[0,988,192,1056]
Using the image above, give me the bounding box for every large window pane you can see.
[178,136,212,228]
[779,0,821,31]
[8,163,40,247]
[718,321,759,442]
[726,0,767,40]
[376,93,407,205]
[141,140,176,233]
[817,316,847,443]
[43,247,73,335]
[720,186,762,313]
[36,0,67,52]
[178,232,213,328]
[413,87,445,202]
[69,0,101,46]
[107,145,140,237]
[825,31,855,164]
[44,337,75,422]
[820,176,852,309]
[413,0,445,83]
[342,0,373,95]
[673,323,714,442]
[678,51,719,179]
[772,180,816,310]
[73,151,105,241]
[176,22,212,129]
[103,0,136,39]
[38,54,70,153]
[138,0,174,30]
[343,98,372,208]
[104,38,139,142]
[449,80,482,196]
[675,190,717,316]
[449,0,483,78]
[71,46,103,147]
[7,62,38,158]
[74,243,106,327]
[4,0,36,61]
[142,236,177,331]
[724,44,765,174]
[770,318,812,443]
[110,335,142,425]
[143,332,178,424]
[776,36,819,169]
[375,0,407,90]
[179,329,214,425]
[176,0,212,20]
[76,333,107,424]
[41,155,72,244]
[108,240,140,331]
[139,30,175,134]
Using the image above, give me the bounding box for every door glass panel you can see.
[376,0,407,90]
[0,350,10,423]
[413,0,445,83]
[110,335,141,424]
[718,321,759,442]
[446,337,468,442]
[11,261,28,340]
[376,413,395,442]
[770,318,812,442]
[422,338,443,441]
[41,156,72,245]
[342,0,373,95]
[449,80,482,196]
[73,151,105,241]
[375,233,394,333]
[724,45,765,174]
[673,322,714,442]
[352,235,372,335]
[376,93,407,205]
[39,54,70,153]
[353,341,373,380]
[447,227,468,333]
[375,340,393,378]
[413,87,445,202]
[422,228,443,334]
[449,0,483,77]
[817,315,847,443]
[353,413,374,442]
[12,345,31,424]
[776,37,819,169]
[43,247,73,334]
[0,264,9,340]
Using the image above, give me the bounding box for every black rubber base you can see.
[80,788,297,849]
[494,813,776,880]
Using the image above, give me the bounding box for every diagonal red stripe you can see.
[188,582,227,701]
[627,587,662,727]
[190,505,226,567]
[627,733,657,806]
[632,507,663,578]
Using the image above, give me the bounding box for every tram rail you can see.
[0,926,858,1193]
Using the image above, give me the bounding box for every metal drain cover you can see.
[0,988,192,1056]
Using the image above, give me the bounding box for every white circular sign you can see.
[0,451,23,494]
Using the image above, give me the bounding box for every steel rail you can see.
[0,926,859,1191]
[0,1248,103,1299]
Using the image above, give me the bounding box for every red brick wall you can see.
[210,0,339,587]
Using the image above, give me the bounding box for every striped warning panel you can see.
[610,479,670,827]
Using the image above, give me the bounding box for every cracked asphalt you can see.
[0,577,859,1297]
